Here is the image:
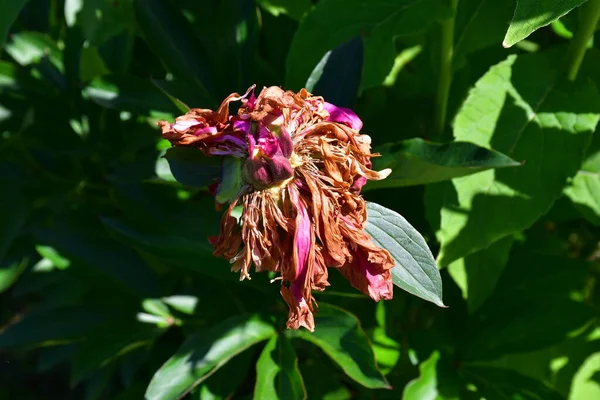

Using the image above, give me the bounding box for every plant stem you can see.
[434,0,458,140]
[564,0,600,81]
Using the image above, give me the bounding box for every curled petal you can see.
[324,102,363,131]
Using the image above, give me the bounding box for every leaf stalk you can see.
[564,0,600,81]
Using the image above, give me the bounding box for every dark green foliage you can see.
[2,0,600,399]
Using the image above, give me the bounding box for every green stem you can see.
[564,0,600,81]
[434,0,458,140]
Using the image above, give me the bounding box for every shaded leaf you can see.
[195,348,254,400]
[162,147,221,188]
[448,236,514,314]
[433,53,600,266]
[145,314,275,400]
[367,138,521,190]
[255,335,306,400]
[83,74,180,116]
[0,258,28,293]
[365,202,444,307]
[286,0,442,91]
[305,36,363,108]
[503,0,587,47]
[287,303,390,389]
[0,187,28,262]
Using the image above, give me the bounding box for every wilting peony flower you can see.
[159,86,394,331]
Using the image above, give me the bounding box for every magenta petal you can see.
[324,102,363,131]
[355,250,393,302]
[290,188,311,300]
[193,126,217,136]
[232,119,252,134]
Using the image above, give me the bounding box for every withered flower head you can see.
[159,86,394,331]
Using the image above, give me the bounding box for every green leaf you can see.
[365,202,444,307]
[195,348,254,400]
[257,0,312,20]
[83,74,180,116]
[161,295,199,315]
[145,314,275,400]
[215,156,243,204]
[433,53,600,266]
[134,0,215,106]
[0,258,28,293]
[287,303,390,389]
[367,138,521,190]
[461,366,564,399]
[286,0,443,91]
[448,235,514,314]
[255,335,307,400]
[0,0,30,52]
[403,351,440,400]
[305,36,363,108]
[503,0,587,47]
[70,322,162,385]
[570,352,600,400]
[162,147,221,188]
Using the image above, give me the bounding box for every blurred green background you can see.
[2,0,600,399]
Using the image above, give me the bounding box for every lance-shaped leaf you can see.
[503,0,587,47]
[255,335,307,400]
[365,202,444,307]
[287,303,390,389]
[432,53,600,266]
[305,36,363,108]
[145,314,275,400]
[162,147,221,188]
[367,138,520,190]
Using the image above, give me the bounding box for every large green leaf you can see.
[287,303,390,389]
[367,138,521,190]
[448,236,514,314]
[432,52,600,266]
[0,0,30,51]
[133,0,215,106]
[403,351,440,400]
[461,366,564,399]
[305,36,363,108]
[255,335,307,400]
[145,314,275,400]
[503,0,587,47]
[162,147,221,188]
[194,348,254,400]
[365,202,444,307]
[286,0,442,91]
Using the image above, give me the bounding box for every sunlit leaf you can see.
[365,202,444,307]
